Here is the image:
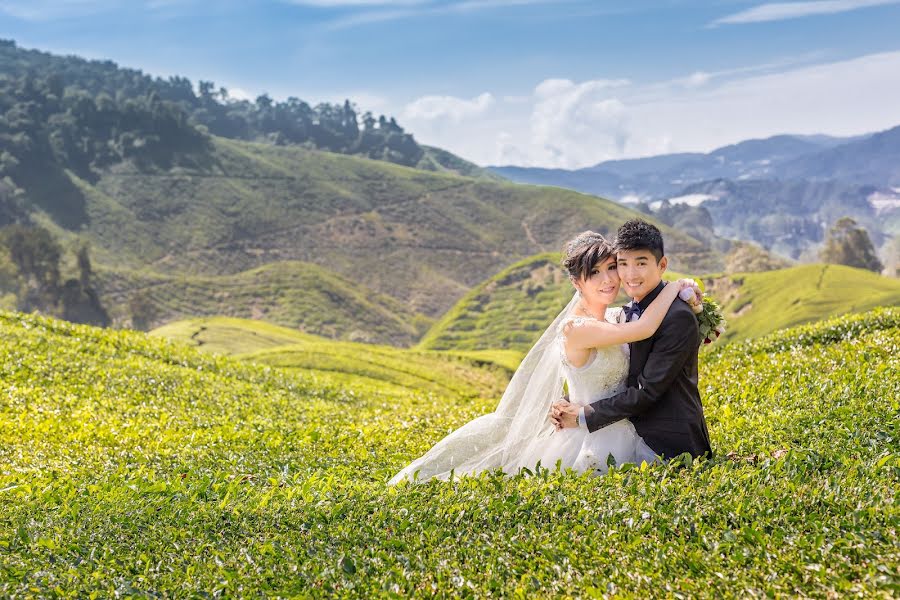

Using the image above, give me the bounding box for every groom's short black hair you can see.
[614,219,664,263]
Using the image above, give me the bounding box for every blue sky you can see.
[3,0,900,167]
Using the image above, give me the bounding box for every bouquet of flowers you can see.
[679,284,727,345]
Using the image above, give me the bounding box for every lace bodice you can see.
[558,307,629,406]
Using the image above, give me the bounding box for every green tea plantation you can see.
[1,308,898,597]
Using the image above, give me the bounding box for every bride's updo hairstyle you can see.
[562,231,615,283]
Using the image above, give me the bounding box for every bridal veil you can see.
[388,293,580,484]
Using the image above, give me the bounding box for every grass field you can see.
[1,307,898,597]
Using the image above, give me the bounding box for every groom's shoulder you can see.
[662,298,699,330]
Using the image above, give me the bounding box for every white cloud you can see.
[530,79,630,167]
[399,51,900,169]
[682,71,711,87]
[502,94,532,104]
[227,87,254,102]
[403,92,494,121]
[711,0,900,26]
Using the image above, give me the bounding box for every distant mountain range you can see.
[490,127,900,261]
[490,129,898,199]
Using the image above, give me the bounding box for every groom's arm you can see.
[583,308,698,433]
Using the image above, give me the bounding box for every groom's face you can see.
[616,248,667,301]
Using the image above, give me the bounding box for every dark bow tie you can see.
[623,301,643,322]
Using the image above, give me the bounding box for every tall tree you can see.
[819,217,884,273]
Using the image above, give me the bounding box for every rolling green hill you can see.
[1,308,897,596]
[417,253,575,351]
[36,135,719,325]
[420,256,900,351]
[708,263,900,343]
[98,261,430,346]
[419,145,505,180]
[151,316,510,398]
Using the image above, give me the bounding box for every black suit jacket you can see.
[584,281,713,459]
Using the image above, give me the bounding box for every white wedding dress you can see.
[389,295,657,485]
[512,311,658,474]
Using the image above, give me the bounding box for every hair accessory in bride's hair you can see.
[562,231,614,282]
[564,231,605,254]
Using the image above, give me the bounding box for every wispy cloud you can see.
[322,0,585,29]
[665,51,828,90]
[404,92,494,121]
[711,0,900,26]
[324,7,421,28]
[448,0,562,10]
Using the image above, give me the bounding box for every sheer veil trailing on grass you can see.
[388,293,581,485]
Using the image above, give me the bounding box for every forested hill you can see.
[0,38,491,197]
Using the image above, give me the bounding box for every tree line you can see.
[0,38,423,186]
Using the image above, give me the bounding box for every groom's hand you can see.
[550,400,580,430]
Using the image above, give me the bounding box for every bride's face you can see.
[576,255,620,304]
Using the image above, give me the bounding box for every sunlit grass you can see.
[1,308,897,597]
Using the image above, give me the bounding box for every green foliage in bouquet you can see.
[698,295,726,345]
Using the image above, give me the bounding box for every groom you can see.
[551,219,712,460]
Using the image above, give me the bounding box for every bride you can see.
[389,231,697,485]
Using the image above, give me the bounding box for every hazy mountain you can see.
[489,132,870,199]
[659,179,892,259]
[485,166,628,198]
[777,125,900,185]
[491,128,898,265]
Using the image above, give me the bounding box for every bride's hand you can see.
[675,278,704,313]
[675,277,699,292]
[549,399,566,427]
[675,278,701,300]
[550,400,580,430]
